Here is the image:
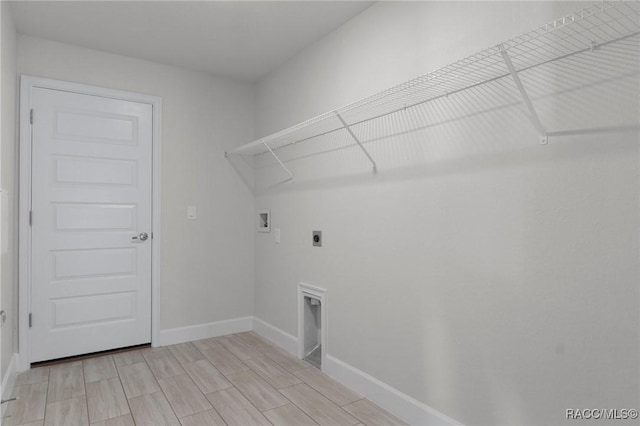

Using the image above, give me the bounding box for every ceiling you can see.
[10,1,373,82]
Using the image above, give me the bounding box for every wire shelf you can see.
[226,1,640,171]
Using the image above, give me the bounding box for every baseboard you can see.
[252,317,297,355]
[251,317,460,426]
[324,355,461,425]
[159,316,253,346]
[160,316,460,425]
[1,353,19,419]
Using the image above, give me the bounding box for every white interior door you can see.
[30,87,153,363]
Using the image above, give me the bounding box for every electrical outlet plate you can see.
[187,205,197,220]
[312,230,322,247]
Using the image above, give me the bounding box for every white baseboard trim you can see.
[1,353,19,419]
[159,316,253,346]
[251,317,460,426]
[324,355,461,426]
[160,316,460,425]
[252,317,297,355]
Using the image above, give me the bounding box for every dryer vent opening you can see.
[303,295,321,368]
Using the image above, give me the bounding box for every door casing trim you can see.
[18,75,163,370]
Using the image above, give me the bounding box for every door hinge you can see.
[28,313,32,328]
[29,210,33,226]
[30,109,34,125]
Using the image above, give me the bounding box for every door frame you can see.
[18,75,163,371]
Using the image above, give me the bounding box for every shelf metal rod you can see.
[547,125,640,138]
[499,44,548,144]
[263,142,295,181]
[335,112,377,172]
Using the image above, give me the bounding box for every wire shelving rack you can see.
[225,1,640,181]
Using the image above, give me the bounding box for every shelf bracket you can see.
[499,44,548,145]
[335,112,377,171]
[263,142,295,181]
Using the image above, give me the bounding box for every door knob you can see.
[132,232,149,241]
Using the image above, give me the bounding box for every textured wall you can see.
[253,2,639,424]
[17,35,256,331]
[1,0,17,382]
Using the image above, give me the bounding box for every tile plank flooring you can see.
[4,332,406,426]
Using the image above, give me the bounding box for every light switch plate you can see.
[258,209,270,232]
[187,205,197,220]
[274,228,281,243]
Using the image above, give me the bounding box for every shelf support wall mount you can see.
[499,44,548,145]
[336,112,378,172]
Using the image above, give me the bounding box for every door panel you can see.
[30,87,153,363]
[53,156,138,186]
[52,292,137,328]
[54,110,138,144]
[54,203,136,232]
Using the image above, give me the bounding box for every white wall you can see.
[254,2,639,425]
[17,35,256,332]
[1,0,17,382]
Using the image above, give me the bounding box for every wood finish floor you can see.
[3,332,406,426]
